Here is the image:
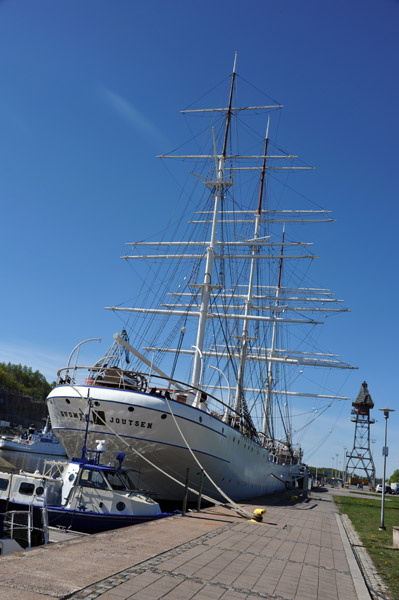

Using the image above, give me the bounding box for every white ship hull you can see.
[47,384,302,502]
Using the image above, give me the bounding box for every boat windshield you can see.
[104,470,135,491]
[78,469,108,489]
[77,468,136,491]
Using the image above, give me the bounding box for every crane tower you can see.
[345,381,376,488]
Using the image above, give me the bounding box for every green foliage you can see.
[0,362,51,400]
[389,469,399,484]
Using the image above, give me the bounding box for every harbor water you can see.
[0,448,68,473]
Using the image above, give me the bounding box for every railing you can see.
[1,507,47,549]
[56,366,233,420]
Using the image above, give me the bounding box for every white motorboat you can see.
[0,417,66,456]
[0,430,172,536]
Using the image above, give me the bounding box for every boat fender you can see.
[290,495,298,503]
[250,508,265,523]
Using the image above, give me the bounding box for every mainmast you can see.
[190,53,237,402]
[233,117,270,420]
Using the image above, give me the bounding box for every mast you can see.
[190,53,237,402]
[233,117,270,420]
[262,226,285,438]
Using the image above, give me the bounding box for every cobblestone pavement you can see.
[69,491,370,600]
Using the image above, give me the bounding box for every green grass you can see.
[350,490,383,497]
[334,494,399,599]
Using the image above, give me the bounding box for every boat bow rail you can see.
[55,364,254,433]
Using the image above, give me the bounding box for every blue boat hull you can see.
[46,506,172,534]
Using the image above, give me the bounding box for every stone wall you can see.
[0,388,48,429]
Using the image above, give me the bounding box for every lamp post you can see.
[343,446,347,483]
[378,408,394,531]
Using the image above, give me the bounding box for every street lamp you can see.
[343,447,347,483]
[378,408,394,531]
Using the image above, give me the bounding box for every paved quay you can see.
[0,487,383,600]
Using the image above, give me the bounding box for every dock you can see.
[0,487,386,600]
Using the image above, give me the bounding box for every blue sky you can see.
[0,0,398,477]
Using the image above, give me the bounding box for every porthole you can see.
[128,406,134,412]
[68,474,75,482]
[94,401,100,407]
[222,428,224,433]
[35,486,44,496]
[116,502,126,512]
[161,414,167,420]
[199,416,202,423]
[65,399,71,404]
[233,437,235,442]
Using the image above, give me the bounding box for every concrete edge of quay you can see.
[335,512,371,600]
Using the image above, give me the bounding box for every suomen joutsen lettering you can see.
[109,417,152,428]
[59,410,153,429]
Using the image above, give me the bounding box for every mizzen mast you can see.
[262,226,285,438]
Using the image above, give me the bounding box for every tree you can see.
[389,469,399,483]
[0,362,52,400]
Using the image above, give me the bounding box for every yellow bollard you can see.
[250,508,266,522]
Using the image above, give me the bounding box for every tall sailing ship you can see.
[47,56,354,502]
